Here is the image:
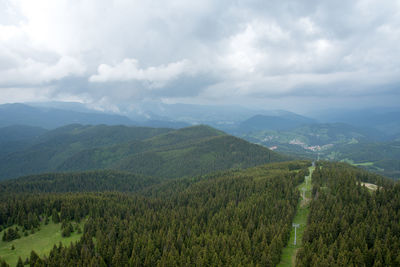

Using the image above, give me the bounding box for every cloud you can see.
[89,58,192,88]
[0,56,85,86]
[0,0,400,112]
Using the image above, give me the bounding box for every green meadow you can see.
[0,220,84,266]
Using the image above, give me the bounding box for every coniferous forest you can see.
[0,161,308,266]
[297,162,400,266]
[0,125,400,267]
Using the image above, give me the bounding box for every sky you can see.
[0,0,400,114]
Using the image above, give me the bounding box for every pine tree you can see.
[52,209,60,224]
[16,257,24,267]
[30,250,39,267]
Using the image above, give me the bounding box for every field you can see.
[278,165,314,267]
[0,220,84,266]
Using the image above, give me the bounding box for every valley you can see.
[234,121,400,180]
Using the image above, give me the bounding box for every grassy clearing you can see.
[277,166,314,267]
[0,220,84,266]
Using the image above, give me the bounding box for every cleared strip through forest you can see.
[277,165,315,267]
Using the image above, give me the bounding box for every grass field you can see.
[277,165,314,267]
[0,220,84,266]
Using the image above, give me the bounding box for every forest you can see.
[0,161,309,266]
[0,124,290,180]
[297,162,399,266]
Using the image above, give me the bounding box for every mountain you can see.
[125,102,317,130]
[134,120,190,129]
[0,124,173,180]
[27,101,101,113]
[235,114,316,132]
[55,125,290,179]
[0,125,47,144]
[0,125,48,157]
[0,103,134,129]
[0,124,290,180]
[127,102,266,124]
[311,107,400,136]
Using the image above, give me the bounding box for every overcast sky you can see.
[1,0,400,113]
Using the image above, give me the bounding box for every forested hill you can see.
[0,124,172,180]
[0,124,290,180]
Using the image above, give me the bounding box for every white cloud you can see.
[89,58,192,88]
[0,56,86,85]
[0,0,86,86]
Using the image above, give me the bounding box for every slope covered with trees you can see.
[0,124,173,180]
[0,161,310,266]
[0,124,290,180]
[332,141,400,179]
[0,170,161,194]
[296,162,399,266]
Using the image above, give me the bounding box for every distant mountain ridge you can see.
[0,103,190,130]
[0,103,133,129]
[236,114,316,132]
[311,107,400,136]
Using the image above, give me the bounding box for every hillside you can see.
[327,141,400,179]
[56,125,290,178]
[0,125,46,144]
[0,170,161,194]
[0,124,173,180]
[0,125,48,157]
[0,124,290,180]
